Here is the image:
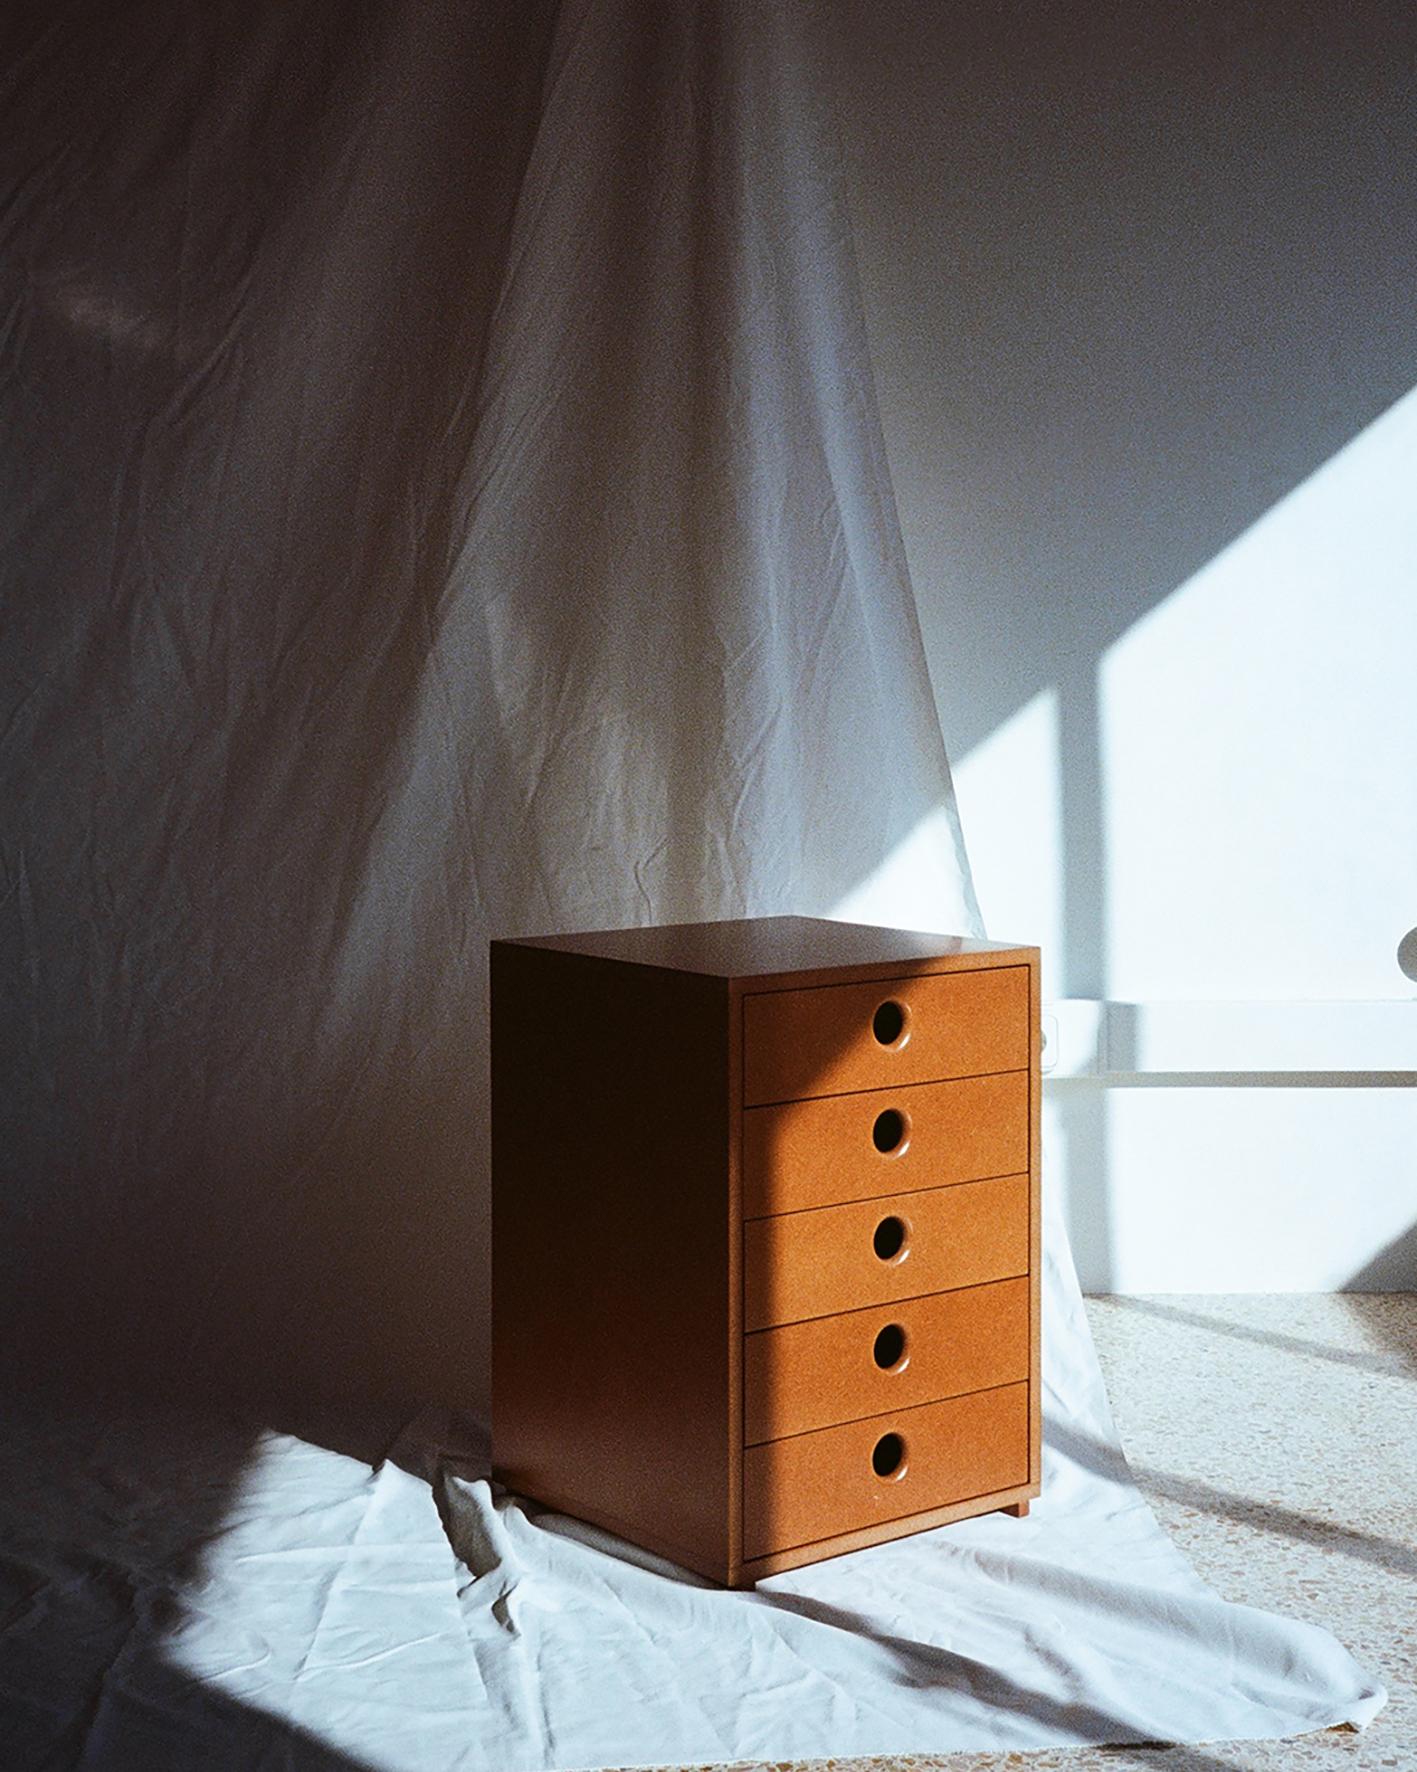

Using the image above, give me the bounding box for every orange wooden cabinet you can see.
[491,916,1042,1587]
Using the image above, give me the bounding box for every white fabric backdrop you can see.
[0,0,1383,1766]
[0,0,975,1412]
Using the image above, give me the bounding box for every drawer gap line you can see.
[743,1376,1030,1448]
[741,1272,1025,1336]
[743,1168,1029,1223]
[745,1066,1029,1110]
[744,1266,1031,1332]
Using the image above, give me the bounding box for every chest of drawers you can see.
[491,916,1040,1586]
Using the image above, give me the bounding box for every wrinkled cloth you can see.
[0,0,975,1408]
[0,1198,1384,1771]
[0,2,1384,1767]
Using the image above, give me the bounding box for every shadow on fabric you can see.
[0,1378,384,1771]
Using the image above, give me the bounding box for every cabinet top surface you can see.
[492,915,1032,979]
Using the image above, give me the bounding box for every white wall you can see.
[827,0,1417,1290]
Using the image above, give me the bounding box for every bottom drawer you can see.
[743,1382,1028,1561]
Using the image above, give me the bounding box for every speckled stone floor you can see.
[623,1293,1417,1772]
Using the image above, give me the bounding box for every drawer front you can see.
[742,966,1028,1107]
[744,1275,1028,1445]
[743,1172,1028,1332]
[743,1070,1027,1218]
[743,1382,1029,1560]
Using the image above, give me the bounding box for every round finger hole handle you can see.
[872,1107,908,1154]
[871,999,908,1046]
[873,1323,907,1370]
[872,1432,907,1479]
[872,1215,907,1261]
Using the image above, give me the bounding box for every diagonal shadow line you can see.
[759,1587,1170,1746]
[1050,1420,1417,1581]
[756,1591,1267,1770]
[475,1458,1358,1772]
[1098,1295,1417,1380]
[1099,1750,1300,1770]
[0,1381,386,1772]
[1124,1468,1417,1583]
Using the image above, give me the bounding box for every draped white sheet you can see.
[0,1204,1384,1771]
[0,0,974,1412]
[0,0,1383,1766]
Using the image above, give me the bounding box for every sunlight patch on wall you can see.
[830,689,1062,948]
[1099,384,1417,1002]
[950,687,1063,979]
[829,800,982,936]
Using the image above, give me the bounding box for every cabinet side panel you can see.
[492,945,730,1574]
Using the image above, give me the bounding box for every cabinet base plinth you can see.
[732,1480,1041,1586]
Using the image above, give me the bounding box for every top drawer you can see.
[743,966,1029,1107]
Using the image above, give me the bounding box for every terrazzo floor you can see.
[628,1293,1417,1772]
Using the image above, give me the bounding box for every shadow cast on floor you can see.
[0,1374,383,1771]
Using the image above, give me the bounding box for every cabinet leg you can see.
[1002,1501,1029,1518]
